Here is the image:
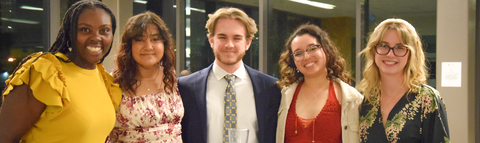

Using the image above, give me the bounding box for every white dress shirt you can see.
[206,61,258,143]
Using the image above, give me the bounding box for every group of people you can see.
[0,0,449,143]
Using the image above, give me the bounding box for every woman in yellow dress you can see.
[0,1,121,142]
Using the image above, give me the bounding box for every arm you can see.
[0,84,46,142]
[421,91,450,143]
[106,129,119,143]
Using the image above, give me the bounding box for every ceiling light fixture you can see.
[20,5,43,11]
[1,17,39,24]
[289,0,335,9]
[134,0,147,4]
[189,7,205,13]
[173,5,205,13]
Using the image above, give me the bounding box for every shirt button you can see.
[344,126,348,130]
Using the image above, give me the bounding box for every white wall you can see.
[437,0,476,142]
[102,0,133,73]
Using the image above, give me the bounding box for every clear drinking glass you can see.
[227,128,249,143]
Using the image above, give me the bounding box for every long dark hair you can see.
[113,11,177,95]
[2,0,116,93]
[50,0,117,63]
[277,24,352,88]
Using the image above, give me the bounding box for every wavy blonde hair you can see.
[277,24,352,88]
[205,7,257,39]
[357,18,428,105]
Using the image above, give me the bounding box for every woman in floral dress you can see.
[357,18,449,143]
[108,11,183,142]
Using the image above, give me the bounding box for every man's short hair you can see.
[205,7,258,39]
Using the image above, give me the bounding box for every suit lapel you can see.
[245,65,266,141]
[197,64,213,142]
[245,66,262,111]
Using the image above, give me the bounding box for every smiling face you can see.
[74,8,113,69]
[131,23,164,68]
[374,29,410,77]
[208,18,252,70]
[291,34,327,78]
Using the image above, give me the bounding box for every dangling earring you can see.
[67,41,72,52]
[296,68,300,73]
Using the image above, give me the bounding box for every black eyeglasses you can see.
[291,45,321,61]
[375,43,409,57]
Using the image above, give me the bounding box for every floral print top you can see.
[107,87,184,143]
[359,85,449,143]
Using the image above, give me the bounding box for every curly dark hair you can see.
[277,24,352,88]
[50,0,116,63]
[112,11,177,95]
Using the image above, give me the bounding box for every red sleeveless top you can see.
[284,81,342,143]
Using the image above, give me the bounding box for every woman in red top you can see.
[276,24,363,143]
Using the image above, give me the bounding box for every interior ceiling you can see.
[8,0,437,30]
[2,0,437,49]
[220,0,436,19]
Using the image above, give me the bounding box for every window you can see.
[365,0,437,87]
[267,0,357,78]
[0,0,48,91]
[187,0,259,73]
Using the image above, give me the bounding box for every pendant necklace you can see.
[381,96,394,112]
[313,90,321,99]
[311,81,329,99]
[380,91,403,112]
[140,67,160,91]
[147,71,160,91]
[294,81,330,143]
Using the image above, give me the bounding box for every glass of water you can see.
[227,128,249,143]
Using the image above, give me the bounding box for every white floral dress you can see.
[108,87,184,143]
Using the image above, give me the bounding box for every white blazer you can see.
[276,78,364,143]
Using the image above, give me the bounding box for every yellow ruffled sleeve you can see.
[97,64,122,110]
[2,52,70,120]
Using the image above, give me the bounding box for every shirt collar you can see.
[212,61,248,81]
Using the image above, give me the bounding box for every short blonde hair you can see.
[205,7,257,39]
[357,18,428,105]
